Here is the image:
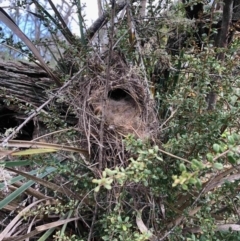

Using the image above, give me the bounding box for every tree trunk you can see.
[0,60,50,108]
[0,60,77,139]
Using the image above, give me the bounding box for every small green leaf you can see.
[233,133,240,142]
[148,149,154,154]
[92,179,100,184]
[189,177,197,185]
[192,159,204,169]
[227,135,235,145]
[94,186,100,192]
[105,168,117,177]
[104,184,112,190]
[196,179,202,189]
[206,153,213,162]
[213,144,220,153]
[213,163,223,170]
[102,171,106,178]
[227,152,236,164]
[179,163,186,172]
[0,160,31,167]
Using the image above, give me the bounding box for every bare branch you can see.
[87,1,127,39]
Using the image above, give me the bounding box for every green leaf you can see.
[227,135,235,145]
[213,144,220,153]
[94,186,100,192]
[117,215,122,223]
[227,152,236,164]
[179,163,186,172]
[206,153,213,162]
[188,177,197,185]
[213,163,223,170]
[92,179,100,184]
[191,159,204,170]
[196,179,202,189]
[104,184,112,190]
[0,160,31,167]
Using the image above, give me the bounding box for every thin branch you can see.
[126,0,150,96]
[87,1,128,39]
[87,200,99,241]
[158,148,191,164]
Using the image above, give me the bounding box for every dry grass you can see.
[65,52,160,168]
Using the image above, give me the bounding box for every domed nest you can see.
[66,53,160,168]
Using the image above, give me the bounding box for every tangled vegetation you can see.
[0,0,240,240]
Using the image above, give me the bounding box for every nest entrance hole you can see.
[108,89,130,101]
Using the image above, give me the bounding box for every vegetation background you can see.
[0,0,240,240]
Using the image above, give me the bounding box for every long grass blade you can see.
[6,167,83,200]
[6,140,89,157]
[8,218,80,241]
[0,198,51,240]
[0,160,31,167]
[12,148,57,156]
[47,0,75,42]
[32,0,75,44]
[0,167,56,209]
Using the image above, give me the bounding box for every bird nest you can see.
[66,55,159,168]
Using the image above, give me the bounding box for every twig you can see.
[87,195,99,241]
[98,1,115,170]
[158,148,191,164]
[127,0,150,97]
[213,149,231,161]
[159,107,178,130]
[87,1,128,39]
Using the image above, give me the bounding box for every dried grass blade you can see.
[136,210,156,241]
[12,181,50,200]
[0,168,56,210]
[32,0,75,44]
[6,167,83,201]
[47,0,75,42]
[36,218,80,232]
[0,198,50,240]
[7,140,89,157]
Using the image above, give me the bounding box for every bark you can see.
[207,0,233,111]
[87,1,127,39]
[0,60,50,107]
[0,60,77,137]
[217,0,233,50]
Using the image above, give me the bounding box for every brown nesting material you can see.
[65,53,159,168]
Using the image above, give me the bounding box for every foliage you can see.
[0,0,240,241]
